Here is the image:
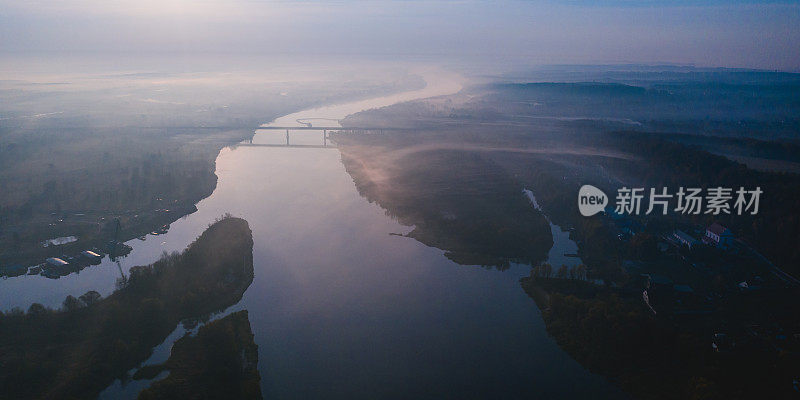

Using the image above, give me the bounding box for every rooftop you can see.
[673,230,698,244]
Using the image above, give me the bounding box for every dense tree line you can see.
[339,144,553,269]
[0,216,254,399]
[137,310,262,400]
[522,276,800,400]
[599,131,800,278]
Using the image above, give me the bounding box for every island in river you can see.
[0,216,259,400]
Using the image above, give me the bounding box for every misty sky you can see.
[1,0,799,71]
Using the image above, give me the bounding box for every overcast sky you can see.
[1,0,798,71]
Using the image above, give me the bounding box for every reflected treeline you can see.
[338,76,800,399]
[137,310,262,400]
[339,142,553,269]
[0,216,260,399]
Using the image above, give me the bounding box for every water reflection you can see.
[2,69,624,398]
[203,143,621,399]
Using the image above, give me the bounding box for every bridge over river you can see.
[254,125,412,147]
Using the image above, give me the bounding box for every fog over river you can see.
[3,68,625,399]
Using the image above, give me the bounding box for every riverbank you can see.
[337,136,553,268]
[0,64,426,272]
[3,68,630,399]
[137,310,262,400]
[337,77,800,400]
[0,216,255,399]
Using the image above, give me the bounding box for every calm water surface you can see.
[4,69,625,399]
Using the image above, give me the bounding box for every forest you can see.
[137,310,262,400]
[522,275,800,399]
[0,216,256,399]
[337,76,800,399]
[338,138,553,269]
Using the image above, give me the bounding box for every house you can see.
[672,230,699,249]
[703,223,734,249]
[80,250,103,264]
[45,257,70,273]
[45,257,69,268]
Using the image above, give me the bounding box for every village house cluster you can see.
[670,222,734,250]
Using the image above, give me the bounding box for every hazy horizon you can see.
[2,0,799,72]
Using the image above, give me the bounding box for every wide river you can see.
[3,69,624,399]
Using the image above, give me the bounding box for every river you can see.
[4,68,624,399]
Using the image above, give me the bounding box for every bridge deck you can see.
[256,126,412,131]
[236,143,336,149]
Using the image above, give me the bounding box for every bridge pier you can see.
[323,129,327,147]
[286,129,289,146]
